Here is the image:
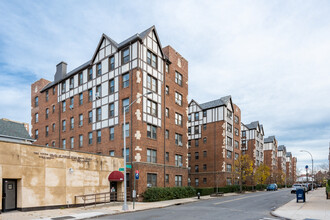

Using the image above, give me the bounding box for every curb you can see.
[270,211,292,220]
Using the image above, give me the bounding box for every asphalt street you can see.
[93,188,295,220]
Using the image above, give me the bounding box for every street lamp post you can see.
[300,150,314,191]
[122,91,152,211]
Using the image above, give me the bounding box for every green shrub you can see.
[256,184,267,190]
[195,187,214,196]
[143,186,196,202]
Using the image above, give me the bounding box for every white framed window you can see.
[175,175,182,187]
[147,124,157,139]
[175,92,182,106]
[147,149,157,163]
[147,99,157,117]
[175,71,182,86]
[175,133,183,146]
[175,113,183,126]
[147,74,157,92]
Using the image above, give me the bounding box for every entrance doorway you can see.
[2,179,17,212]
[110,182,117,201]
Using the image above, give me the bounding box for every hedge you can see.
[143,186,196,202]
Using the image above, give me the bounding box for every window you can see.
[79,114,83,126]
[165,86,169,95]
[88,89,93,102]
[242,131,246,137]
[203,124,207,130]
[203,164,207,171]
[188,114,191,122]
[97,63,102,76]
[147,124,157,139]
[79,72,83,85]
[227,164,232,172]
[195,139,199,147]
[235,153,239,160]
[235,141,239,149]
[175,92,182,106]
[165,130,169,139]
[62,139,66,149]
[62,120,66,131]
[165,64,169,72]
[35,113,39,123]
[195,112,199,121]
[122,47,130,64]
[109,127,114,140]
[227,110,232,119]
[195,152,199,160]
[79,135,83,147]
[147,74,157,92]
[122,148,129,162]
[195,125,199,134]
[188,127,191,135]
[147,99,157,117]
[203,111,207,117]
[62,81,66,93]
[122,73,129,88]
[52,141,55,147]
[227,123,232,133]
[52,105,55,113]
[52,123,55,132]
[123,123,129,137]
[45,126,49,136]
[235,128,239,136]
[195,165,199,172]
[147,50,157,68]
[88,111,92,123]
[147,173,157,187]
[96,107,101,121]
[88,67,93,81]
[62,101,66,112]
[165,174,169,183]
[69,77,74,89]
[122,98,129,113]
[70,97,74,109]
[175,71,182,86]
[97,130,101,143]
[188,153,191,160]
[203,178,207,184]
[175,175,182,187]
[109,56,115,71]
[227,150,232,159]
[70,137,74,149]
[165,152,169,162]
[203,137,207,143]
[35,96,39,107]
[242,140,246,147]
[175,113,183,126]
[165,108,169,117]
[109,103,114,118]
[45,90,49,102]
[109,79,115,94]
[35,129,38,139]
[175,133,182,146]
[195,178,199,187]
[203,151,207,157]
[88,132,93,144]
[96,85,101,97]
[109,150,115,156]
[52,87,55,95]
[70,117,74,130]
[227,136,232,146]
[226,178,232,186]
[175,154,182,166]
[79,93,83,105]
[147,149,157,163]
[234,115,239,124]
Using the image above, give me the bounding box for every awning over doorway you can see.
[108,171,124,182]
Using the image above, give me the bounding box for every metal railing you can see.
[75,192,130,208]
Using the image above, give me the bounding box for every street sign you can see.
[126,165,132,169]
[305,165,309,169]
[135,170,139,174]
[119,168,124,171]
[135,173,139,180]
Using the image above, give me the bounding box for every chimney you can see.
[54,61,67,82]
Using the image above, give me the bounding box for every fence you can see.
[75,191,130,208]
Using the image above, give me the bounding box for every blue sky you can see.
[0,0,329,173]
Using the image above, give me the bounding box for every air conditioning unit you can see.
[95,92,100,99]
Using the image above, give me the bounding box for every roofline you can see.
[0,134,35,142]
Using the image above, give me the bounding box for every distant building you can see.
[277,145,287,175]
[188,96,241,187]
[286,152,293,185]
[292,157,297,183]
[263,135,278,183]
[0,118,34,144]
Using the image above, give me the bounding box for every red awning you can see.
[108,171,124,182]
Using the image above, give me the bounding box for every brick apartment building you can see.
[292,156,297,183]
[263,135,278,182]
[187,96,241,188]
[31,26,188,195]
[241,121,264,168]
[277,145,287,177]
[286,152,293,185]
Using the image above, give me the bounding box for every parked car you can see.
[291,184,307,194]
[267,184,277,191]
[303,183,312,191]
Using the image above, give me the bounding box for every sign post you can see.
[305,165,309,183]
[133,170,139,209]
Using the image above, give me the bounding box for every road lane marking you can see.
[213,191,278,205]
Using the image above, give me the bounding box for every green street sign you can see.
[119,168,124,171]
[126,165,132,168]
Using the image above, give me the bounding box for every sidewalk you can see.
[272,188,330,220]
[0,192,240,220]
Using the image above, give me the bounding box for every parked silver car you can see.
[291,184,307,194]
